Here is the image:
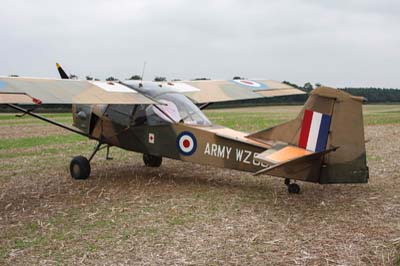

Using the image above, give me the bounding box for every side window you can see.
[103,104,136,126]
[132,105,148,126]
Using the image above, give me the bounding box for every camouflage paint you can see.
[0,77,304,105]
[88,87,368,184]
[0,75,368,185]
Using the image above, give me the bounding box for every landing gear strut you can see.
[69,142,111,180]
[143,154,162,167]
[285,178,300,194]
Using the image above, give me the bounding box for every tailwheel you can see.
[70,156,91,180]
[143,154,162,167]
[288,183,300,194]
[285,178,300,194]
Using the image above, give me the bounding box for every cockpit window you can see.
[152,100,181,123]
[145,93,211,126]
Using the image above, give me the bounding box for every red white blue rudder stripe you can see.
[299,110,331,152]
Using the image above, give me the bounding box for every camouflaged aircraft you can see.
[0,64,369,193]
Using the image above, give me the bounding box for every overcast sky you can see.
[0,0,399,88]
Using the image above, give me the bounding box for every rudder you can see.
[248,87,369,184]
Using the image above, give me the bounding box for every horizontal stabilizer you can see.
[255,144,312,165]
[253,144,337,177]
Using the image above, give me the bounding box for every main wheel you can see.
[143,154,162,167]
[288,183,300,194]
[70,156,91,180]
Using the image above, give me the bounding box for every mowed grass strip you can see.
[0,113,71,120]
[0,113,72,126]
[0,134,85,150]
[363,111,400,125]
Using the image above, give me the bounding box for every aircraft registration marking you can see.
[204,142,268,167]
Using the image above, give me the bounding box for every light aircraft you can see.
[0,64,369,193]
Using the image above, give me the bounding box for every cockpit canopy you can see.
[145,93,211,126]
[102,93,211,127]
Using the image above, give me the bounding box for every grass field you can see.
[0,105,399,265]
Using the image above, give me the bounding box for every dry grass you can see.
[0,105,399,265]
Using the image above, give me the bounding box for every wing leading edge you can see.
[0,76,305,105]
[166,79,305,103]
[0,77,155,105]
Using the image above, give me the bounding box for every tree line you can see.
[211,81,400,108]
[284,81,400,103]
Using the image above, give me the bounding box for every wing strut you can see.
[6,104,97,140]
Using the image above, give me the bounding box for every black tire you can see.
[70,156,91,180]
[288,183,300,194]
[143,154,162,167]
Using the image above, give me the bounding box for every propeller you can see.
[56,62,69,79]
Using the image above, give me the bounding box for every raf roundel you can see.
[0,81,6,89]
[231,79,268,89]
[177,131,197,156]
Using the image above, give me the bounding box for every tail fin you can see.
[56,63,69,79]
[249,87,369,184]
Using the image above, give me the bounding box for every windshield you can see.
[146,93,211,126]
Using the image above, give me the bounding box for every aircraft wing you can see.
[166,79,305,103]
[0,77,155,105]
